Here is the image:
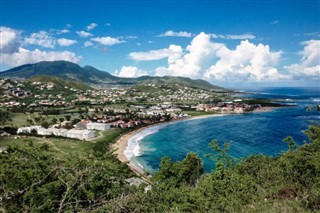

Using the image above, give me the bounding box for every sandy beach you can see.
[112,126,152,177]
[111,108,280,177]
[111,113,229,177]
[112,107,280,177]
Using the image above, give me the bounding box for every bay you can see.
[128,87,320,173]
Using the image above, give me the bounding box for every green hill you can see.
[0,61,225,91]
[27,75,93,90]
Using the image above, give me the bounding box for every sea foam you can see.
[124,125,166,160]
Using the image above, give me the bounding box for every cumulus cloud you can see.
[0,26,21,54]
[84,41,94,47]
[158,30,193,38]
[209,33,256,40]
[57,38,77,46]
[204,40,285,81]
[156,32,223,78]
[86,23,98,31]
[0,26,82,67]
[129,46,181,61]
[24,31,56,48]
[285,40,320,80]
[1,47,82,67]
[91,36,125,46]
[53,28,70,34]
[114,66,148,78]
[129,32,283,81]
[76,31,93,38]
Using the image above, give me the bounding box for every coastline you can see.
[112,113,231,177]
[112,107,280,177]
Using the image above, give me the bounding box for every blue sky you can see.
[1,0,319,87]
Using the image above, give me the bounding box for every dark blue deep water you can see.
[128,87,320,173]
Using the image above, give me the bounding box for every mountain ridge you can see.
[0,61,225,91]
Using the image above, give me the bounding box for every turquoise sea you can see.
[125,87,320,173]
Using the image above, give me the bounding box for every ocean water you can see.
[125,87,320,173]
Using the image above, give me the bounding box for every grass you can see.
[0,136,93,158]
[3,112,79,127]
[182,110,218,117]
[92,128,127,152]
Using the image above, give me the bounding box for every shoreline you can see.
[112,107,279,178]
[112,113,234,178]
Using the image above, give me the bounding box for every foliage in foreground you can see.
[0,141,132,212]
[123,124,320,212]
[0,124,319,212]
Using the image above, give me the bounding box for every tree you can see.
[41,121,49,129]
[26,118,34,125]
[72,118,81,125]
[283,136,296,151]
[206,140,235,171]
[59,117,64,123]
[34,117,41,123]
[51,118,57,125]
[152,153,204,187]
[64,115,71,121]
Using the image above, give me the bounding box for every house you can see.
[86,122,110,131]
[119,123,128,128]
[110,120,125,128]
[37,128,56,136]
[75,120,91,129]
[165,108,182,113]
[234,107,245,113]
[17,126,41,134]
[60,121,73,128]
[67,129,95,140]
[52,128,68,137]
[0,131,10,137]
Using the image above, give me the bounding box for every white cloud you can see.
[158,30,193,38]
[24,31,56,48]
[91,36,125,46]
[76,31,93,38]
[129,46,180,61]
[84,41,94,47]
[0,47,82,67]
[57,38,77,46]
[114,66,148,78]
[285,40,320,80]
[156,32,223,78]
[105,23,111,26]
[86,23,98,31]
[271,20,280,25]
[0,26,21,54]
[226,34,256,40]
[209,33,256,40]
[56,29,70,34]
[204,40,285,81]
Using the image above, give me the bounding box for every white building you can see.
[166,108,182,113]
[17,126,95,140]
[52,128,68,137]
[67,129,95,140]
[37,128,55,136]
[86,122,110,131]
[17,126,41,134]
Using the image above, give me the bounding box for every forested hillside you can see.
[0,125,319,212]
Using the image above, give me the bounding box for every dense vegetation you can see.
[0,124,319,212]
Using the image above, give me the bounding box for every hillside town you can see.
[0,77,276,140]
